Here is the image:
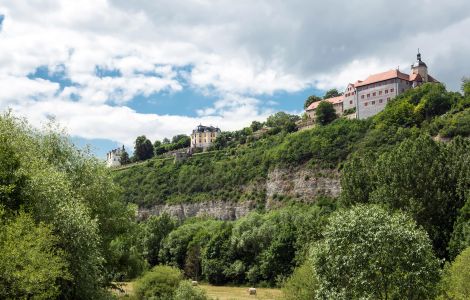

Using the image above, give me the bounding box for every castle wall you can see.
[356,78,412,119]
[343,84,356,111]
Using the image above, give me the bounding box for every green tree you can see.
[140,214,177,266]
[0,137,26,211]
[323,88,342,99]
[315,101,337,125]
[266,112,300,133]
[312,205,440,300]
[282,260,319,300]
[304,95,322,109]
[120,148,131,165]
[250,120,263,132]
[463,77,470,98]
[0,210,69,300]
[133,135,154,161]
[438,246,470,300]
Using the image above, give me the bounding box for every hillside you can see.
[113,82,470,217]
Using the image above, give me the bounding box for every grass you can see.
[200,284,283,300]
[112,282,283,300]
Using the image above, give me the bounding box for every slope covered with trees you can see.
[111,81,470,299]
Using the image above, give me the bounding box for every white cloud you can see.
[0,0,470,150]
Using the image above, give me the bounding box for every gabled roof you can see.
[355,69,410,88]
[306,95,344,111]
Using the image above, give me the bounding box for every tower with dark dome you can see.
[410,50,428,82]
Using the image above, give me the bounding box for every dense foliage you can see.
[311,205,440,299]
[315,101,337,125]
[146,203,334,287]
[0,113,140,299]
[438,246,470,300]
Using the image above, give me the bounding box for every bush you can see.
[281,260,318,300]
[133,265,183,300]
[438,246,470,300]
[173,280,209,300]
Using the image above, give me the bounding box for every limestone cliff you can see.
[137,167,341,220]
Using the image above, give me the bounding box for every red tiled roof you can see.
[355,69,410,87]
[306,95,344,111]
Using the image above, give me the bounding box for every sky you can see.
[0,0,470,158]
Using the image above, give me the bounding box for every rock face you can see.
[138,200,256,221]
[137,167,341,221]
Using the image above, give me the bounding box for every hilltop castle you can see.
[306,51,438,119]
[106,146,125,167]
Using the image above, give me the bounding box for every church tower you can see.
[410,50,428,82]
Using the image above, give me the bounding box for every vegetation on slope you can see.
[0,113,141,299]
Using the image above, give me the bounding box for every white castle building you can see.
[106,146,125,167]
[306,51,438,119]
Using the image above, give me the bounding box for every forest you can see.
[1,81,470,299]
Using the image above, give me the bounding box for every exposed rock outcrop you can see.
[138,200,256,221]
[137,167,341,220]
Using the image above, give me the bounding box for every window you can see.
[385,89,388,94]
[349,100,353,104]
[387,97,390,101]
[379,91,382,95]
[367,94,370,98]
[361,95,365,99]
[373,92,376,96]
[379,99,383,103]
[372,101,375,105]
[402,88,405,92]
[391,88,394,92]
[365,102,368,107]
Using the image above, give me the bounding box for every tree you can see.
[312,205,440,300]
[120,149,131,165]
[250,120,263,132]
[304,95,322,109]
[133,135,154,161]
[438,246,470,300]
[463,77,470,98]
[323,88,342,99]
[282,260,319,300]
[140,214,177,266]
[0,113,136,298]
[0,210,69,299]
[315,101,337,125]
[266,112,300,133]
[162,137,170,144]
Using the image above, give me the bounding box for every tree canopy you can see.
[312,205,440,299]
[315,101,337,125]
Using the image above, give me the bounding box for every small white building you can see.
[190,125,221,149]
[106,146,125,167]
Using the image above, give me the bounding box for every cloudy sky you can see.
[1,0,469,157]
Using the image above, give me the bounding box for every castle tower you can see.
[410,50,428,82]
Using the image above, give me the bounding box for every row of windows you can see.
[345,91,355,97]
[363,97,391,107]
[361,88,394,99]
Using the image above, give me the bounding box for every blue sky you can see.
[1,1,469,159]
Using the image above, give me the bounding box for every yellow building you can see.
[191,125,221,149]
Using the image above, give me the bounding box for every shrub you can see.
[173,280,209,300]
[438,246,470,300]
[133,265,183,300]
